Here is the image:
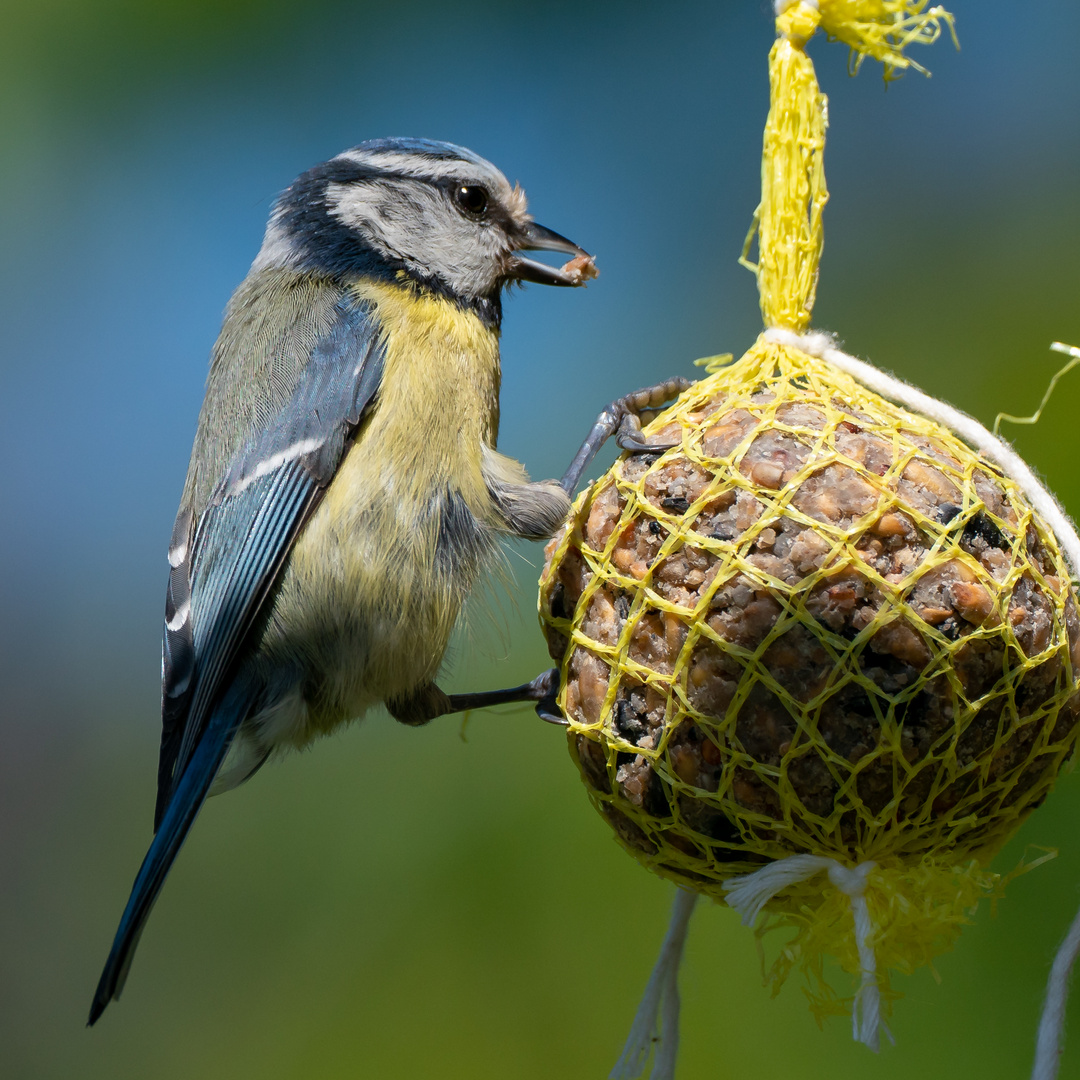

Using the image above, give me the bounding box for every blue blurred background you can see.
[3,1,1080,1077]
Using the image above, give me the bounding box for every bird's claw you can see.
[524,668,568,725]
[559,375,692,494]
[612,378,691,455]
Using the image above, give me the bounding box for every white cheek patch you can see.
[334,181,437,274]
[328,180,390,236]
[328,179,510,299]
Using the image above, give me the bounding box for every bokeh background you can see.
[3,2,1080,1078]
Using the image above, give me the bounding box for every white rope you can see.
[1032,897,1080,1080]
[611,888,699,1080]
[724,853,835,924]
[828,862,886,1050]
[762,327,1080,580]
[723,853,890,1051]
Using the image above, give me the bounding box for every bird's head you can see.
[255,138,593,308]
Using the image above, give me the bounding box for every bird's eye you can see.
[454,184,489,217]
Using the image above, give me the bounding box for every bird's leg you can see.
[559,375,692,494]
[447,668,565,725]
[386,669,565,726]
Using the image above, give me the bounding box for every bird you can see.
[88,137,688,1025]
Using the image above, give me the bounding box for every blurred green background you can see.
[3,2,1080,1078]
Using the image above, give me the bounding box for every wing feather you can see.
[154,290,386,825]
[157,509,197,822]
[171,461,318,784]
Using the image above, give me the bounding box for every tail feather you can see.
[88,683,252,1025]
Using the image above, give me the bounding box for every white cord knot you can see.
[828,859,876,896]
[723,853,892,1052]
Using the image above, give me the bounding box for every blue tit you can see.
[89,137,689,1025]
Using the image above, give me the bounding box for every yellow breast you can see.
[269,280,504,735]
[327,278,502,524]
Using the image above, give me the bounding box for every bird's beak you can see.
[506,221,595,287]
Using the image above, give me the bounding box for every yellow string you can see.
[750,0,956,331]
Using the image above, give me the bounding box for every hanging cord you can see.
[611,889,699,1080]
[1032,899,1080,1080]
[724,854,892,1050]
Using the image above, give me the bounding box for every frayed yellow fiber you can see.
[761,857,997,1023]
[817,2,958,79]
[756,847,1056,1025]
[692,352,734,370]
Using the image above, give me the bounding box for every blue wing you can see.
[89,289,386,1024]
[163,301,385,804]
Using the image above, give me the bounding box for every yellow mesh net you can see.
[539,336,1080,1006]
[538,0,1080,1029]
